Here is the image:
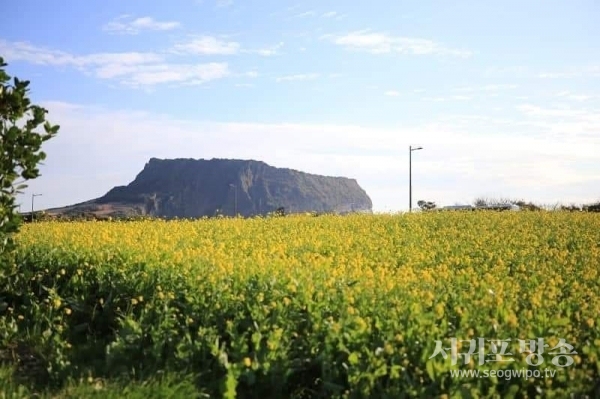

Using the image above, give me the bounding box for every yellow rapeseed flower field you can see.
[7,211,600,398]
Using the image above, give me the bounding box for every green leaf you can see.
[426,359,436,380]
[551,317,570,327]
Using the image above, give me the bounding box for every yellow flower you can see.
[434,303,445,319]
[14,211,600,396]
[586,318,594,328]
[506,313,518,328]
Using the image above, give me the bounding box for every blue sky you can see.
[2,0,599,212]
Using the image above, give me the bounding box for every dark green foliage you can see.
[0,56,58,256]
[583,201,600,212]
[0,56,58,396]
[559,204,582,212]
[512,201,541,211]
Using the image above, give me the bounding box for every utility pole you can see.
[409,146,423,212]
[31,193,42,222]
[229,184,237,216]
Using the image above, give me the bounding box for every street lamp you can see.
[229,184,237,216]
[31,193,42,222]
[409,146,423,212]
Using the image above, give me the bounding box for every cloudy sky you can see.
[1,0,599,212]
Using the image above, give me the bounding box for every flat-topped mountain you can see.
[47,158,373,218]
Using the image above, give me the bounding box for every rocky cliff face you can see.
[92,158,372,217]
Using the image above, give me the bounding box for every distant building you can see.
[438,204,520,211]
[440,205,475,211]
[477,204,521,211]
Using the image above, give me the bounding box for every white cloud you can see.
[517,104,590,119]
[0,40,162,67]
[484,66,529,78]
[322,11,337,18]
[275,73,319,82]
[287,4,302,11]
[423,95,472,102]
[567,95,594,102]
[0,40,231,87]
[422,96,446,102]
[117,63,230,86]
[244,42,284,57]
[515,104,600,139]
[19,101,600,212]
[102,15,181,35]
[173,37,282,57]
[539,72,577,79]
[555,91,595,102]
[384,90,400,96]
[322,30,471,57]
[216,0,233,7]
[295,11,316,18]
[242,70,258,78]
[539,66,600,79]
[0,40,164,78]
[455,84,518,92]
[172,36,240,55]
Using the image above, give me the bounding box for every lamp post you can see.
[229,184,237,216]
[31,193,42,222]
[409,146,423,212]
